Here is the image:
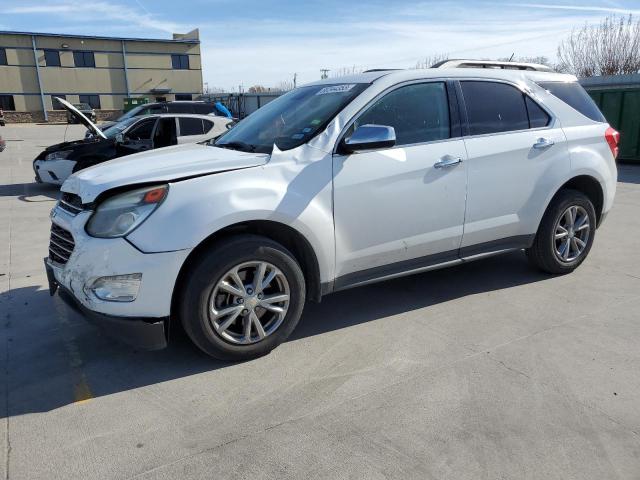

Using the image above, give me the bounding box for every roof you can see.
[305,68,576,87]
[0,30,199,44]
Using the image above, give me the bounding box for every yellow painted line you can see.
[74,373,94,403]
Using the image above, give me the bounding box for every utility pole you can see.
[320,68,330,79]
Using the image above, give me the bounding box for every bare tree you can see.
[332,65,365,78]
[557,14,640,77]
[414,53,449,69]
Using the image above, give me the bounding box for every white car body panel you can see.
[52,67,617,321]
[34,158,76,185]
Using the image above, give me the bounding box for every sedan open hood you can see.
[61,142,268,203]
[55,97,106,140]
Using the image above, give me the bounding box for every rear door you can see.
[458,80,569,254]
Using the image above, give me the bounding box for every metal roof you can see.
[0,30,199,44]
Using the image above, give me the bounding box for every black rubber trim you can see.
[331,235,535,293]
[56,285,168,351]
[459,234,535,258]
[334,249,459,291]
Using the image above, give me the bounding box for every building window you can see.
[155,96,167,103]
[44,50,61,67]
[73,51,95,68]
[171,54,189,70]
[0,95,15,111]
[175,94,192,101]
[51,95,67,110]
[79,94,101,109]
[0,48,7,66]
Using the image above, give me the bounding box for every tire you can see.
[526,189,597,274]
[179,235,306,360]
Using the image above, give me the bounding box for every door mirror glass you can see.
[342,124,396,153]
[115,133,124,143]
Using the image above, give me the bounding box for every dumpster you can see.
[581,74,640,163]
[123,97,149,113]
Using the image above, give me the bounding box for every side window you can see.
[194,103,216,114]
[353,82,450,146]
[169,103,193,114]
[127,118,156,140]
[537,81,605,123]
[179,117,205,136]
[525,97,550,128]
[461,81,529,135]
[202,120,214,133]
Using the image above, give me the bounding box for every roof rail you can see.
[432,59,553,72]
[362,68,403,73]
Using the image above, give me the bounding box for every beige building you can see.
[0,29,203,122]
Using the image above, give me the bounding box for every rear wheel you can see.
[179,235,306,360]
[526,189,596,274]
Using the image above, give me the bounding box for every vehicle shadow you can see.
[2,251,549,419]
[0,182,59,200]
[617,163,640,184]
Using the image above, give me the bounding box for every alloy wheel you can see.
[208,261,290,345]
[553,205,590,263]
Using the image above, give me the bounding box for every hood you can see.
[62,142,269,203]
[55,97,106,140]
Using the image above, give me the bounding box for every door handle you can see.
[434,156,462,169]
[533,137,554,149]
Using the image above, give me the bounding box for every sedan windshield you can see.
[102,117,139,139]
[214,83,368,153]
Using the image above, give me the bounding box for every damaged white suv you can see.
[46,68,618,360]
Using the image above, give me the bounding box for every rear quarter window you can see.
[537,81,606,123]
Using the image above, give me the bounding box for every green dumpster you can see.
[123,97,149,113]
[585,87,640,163]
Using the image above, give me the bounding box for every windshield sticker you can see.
[316,84,356,95]
[291,133,304,140]
[302,127,312,133]
[310,119,322,125]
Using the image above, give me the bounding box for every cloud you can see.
[1,1,193,34]
[506,3,640,15]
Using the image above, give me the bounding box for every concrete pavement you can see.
[1,124,640,479]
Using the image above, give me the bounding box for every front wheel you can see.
[526,189,597,274]
[179,235,306,360]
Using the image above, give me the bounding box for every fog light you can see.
[86,274,142,302]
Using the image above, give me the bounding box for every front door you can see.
[119,117,157,154]
[332,81,468,287]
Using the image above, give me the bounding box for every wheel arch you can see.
[171,220,323,322]
[545,175,604,226]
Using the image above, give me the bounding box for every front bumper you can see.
[33,158,76,185]
[46,203,191,349]
[47,262,167,350]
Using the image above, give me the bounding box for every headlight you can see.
[45,150,72,161]
[86,185,168,238]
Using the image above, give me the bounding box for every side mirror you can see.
[341,124,396,154]
[115,133,124,144]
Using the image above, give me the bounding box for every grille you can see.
[49,223,75,265]
[59,192,84,215]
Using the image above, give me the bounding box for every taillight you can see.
[605,127,620,159]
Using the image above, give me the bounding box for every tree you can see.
[414,53,449,69]
[557,14,640,77]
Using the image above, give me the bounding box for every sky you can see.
[1,0,639,91]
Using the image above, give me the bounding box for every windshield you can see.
[102,117,139,139]
[114,104,147,123]
[75,103,92,110]
[213,83,369,153]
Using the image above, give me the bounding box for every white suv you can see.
[45,68,619,360]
